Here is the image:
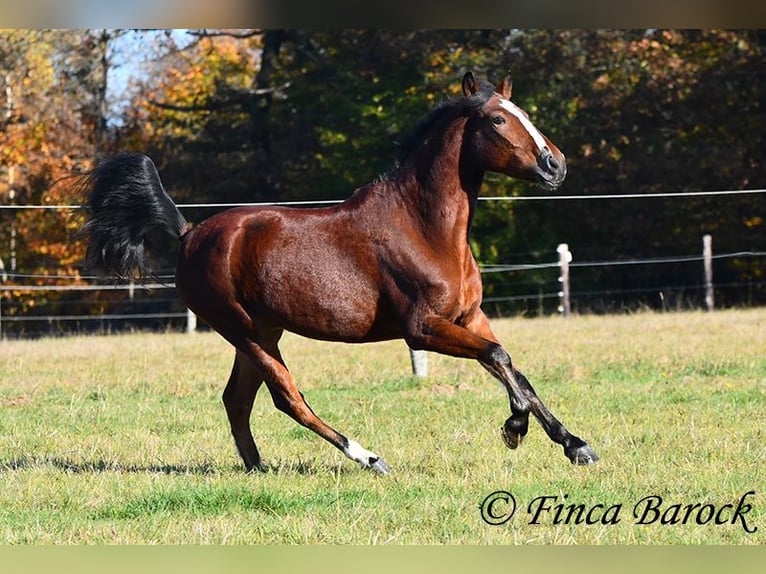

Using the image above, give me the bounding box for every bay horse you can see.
[81,72,598,474]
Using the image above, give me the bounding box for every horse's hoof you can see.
[369,457,391,475]
[500,425,523,450]
[245,462,268,474]
[567,443,599,465]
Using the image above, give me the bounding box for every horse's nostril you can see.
[539,149,561,174]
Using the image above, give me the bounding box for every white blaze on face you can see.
[498,98,549,154]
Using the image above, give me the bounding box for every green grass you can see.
[1,309,764,544]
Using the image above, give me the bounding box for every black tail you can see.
[80,153,189,280]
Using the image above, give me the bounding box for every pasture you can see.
[0,308,764,544]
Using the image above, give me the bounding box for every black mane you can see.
[392,78,496,165]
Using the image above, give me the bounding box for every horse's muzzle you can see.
[536,146,567,190]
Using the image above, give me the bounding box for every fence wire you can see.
[1,189,765,334]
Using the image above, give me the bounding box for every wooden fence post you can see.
[557,243,572,316]
[703,234,714,311]
[0,256,5,339]
[410,349,428,377]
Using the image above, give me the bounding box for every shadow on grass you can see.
[263,458,360,476]
[0,456,360,476]
[0,456,223,475]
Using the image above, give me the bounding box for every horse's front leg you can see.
[410,313,598,465]
[463,310,598,465]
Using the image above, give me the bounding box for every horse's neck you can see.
[400,119,483,248]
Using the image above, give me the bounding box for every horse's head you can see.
[461,71,567,191]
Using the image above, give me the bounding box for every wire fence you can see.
[2,245,765,336]
[1,188,765,337]
[1,187,765,211]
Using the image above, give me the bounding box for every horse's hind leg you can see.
[241,336,391,475]
[222,349,266,472]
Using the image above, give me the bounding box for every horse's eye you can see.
[491,116,506,126]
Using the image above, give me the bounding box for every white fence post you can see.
[410,349,428,377]
[557,243,572,317]
[186,308,197,333]
[703,234,714,311]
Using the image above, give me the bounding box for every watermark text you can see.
[479,490,757,534]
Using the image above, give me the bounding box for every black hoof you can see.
[566,443,599,465]
[500,425,523,449]
[245,461,268,473]
[501,417,528,450]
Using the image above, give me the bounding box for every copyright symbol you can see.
[480,490,517,526]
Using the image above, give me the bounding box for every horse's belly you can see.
[261,265,390,342]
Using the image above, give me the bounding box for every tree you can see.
[0,29,127,328]
[118,29,765,313]
[443,29,765,312]
[4,29,763,333]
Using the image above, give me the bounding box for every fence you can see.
[2,234,765,333]
[2,189,766,342]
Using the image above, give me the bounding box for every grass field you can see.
[0,308,764,544]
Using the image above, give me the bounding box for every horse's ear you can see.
[462,71,478,96]
[497,75,513,99]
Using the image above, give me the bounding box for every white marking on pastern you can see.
[343,439,380,468]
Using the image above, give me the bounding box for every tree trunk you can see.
[248,30,285,201]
